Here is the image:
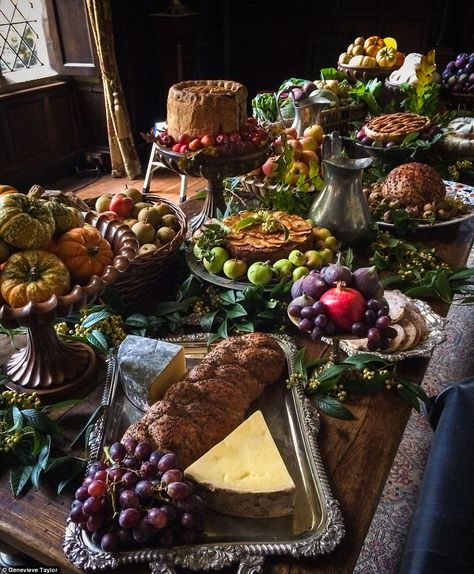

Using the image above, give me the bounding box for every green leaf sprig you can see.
[287,348,429,419]
[370,232,474,303]
[0,382,103,498]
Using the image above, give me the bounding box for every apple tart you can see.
[167,80,248,139]
[223,210,314,263]
[364,112,431,143]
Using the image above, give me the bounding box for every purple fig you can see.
[291,276,305,299]
[351,266,383,299]
[322,262,352,287]
[301,271,329,300]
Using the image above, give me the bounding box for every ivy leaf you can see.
[38,436,52,470]
[10,465,34,498]
[69,405,104,449]
[397,385,421,411]
[57,458,86,495]
[317,363,351,383]
[200,310,219,332]
[86,330,109,353]
[42,399,82,414]
[31,461,44,488]
[21,409,62,436]
[434,270,452,302]
[236,321,254,333]
[225,304,247,319]
[124,314,150,328]
[343,354,388,369]
[293,348,308,377]
[45,455,75,474]
[5,406,24,433]
[220,290,237,305]
[235,216,260,231]
[313,396,355,420]
[81,310,111,328]
[217,320,229,339]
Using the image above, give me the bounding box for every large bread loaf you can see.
[122,333,285,467]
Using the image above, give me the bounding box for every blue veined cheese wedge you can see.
[184,410,296,518]
[118,335,186,411]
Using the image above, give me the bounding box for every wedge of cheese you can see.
[184,410,296,518]
[118,335,186,410]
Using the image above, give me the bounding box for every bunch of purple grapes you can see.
[288,296,337,341]
[69,439,204,552]
[349,298,398,351]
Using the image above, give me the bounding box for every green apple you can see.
[319,247,335,264]
[247,262,273,286]
[324,235,340,252]
[304,250,323,269]
[292,266,309,281]
[223,258,248,280]
[272,258,293,279]
[203,246,230,274]
[312,226,332,241]
[288,249,306,267]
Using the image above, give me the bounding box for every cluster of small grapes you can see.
[288,298,337,341]
[68,439,204,552]
[350,298,398,351]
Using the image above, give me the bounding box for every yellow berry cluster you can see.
[55,310,127,346]
[1,389,41,410]
[448,159,473,181]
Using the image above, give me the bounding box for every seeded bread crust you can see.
[121,333,286,467]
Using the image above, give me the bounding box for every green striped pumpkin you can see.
[0,193,55,250]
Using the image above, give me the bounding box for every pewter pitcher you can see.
[309,133,373,245]
[276,88,333,137]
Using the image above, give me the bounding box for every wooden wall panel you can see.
[0,82,82,188]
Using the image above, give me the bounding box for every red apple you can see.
[301,149,319,164]
[171,143,181,152]
[189,138,203,151]
[300,136,318,151]
[287,138,303,159]
[284,160,309,185]
[109,193,134,218]
[261,157,279,178]
[201,134,215,147]
[178,133,191,145]
[179,144,189,153]
[284,127,298,138]
[99,210,121,221]
[319,283,366,333]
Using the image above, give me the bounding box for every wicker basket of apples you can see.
[93,188,187,310]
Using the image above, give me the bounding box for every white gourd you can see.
[441,117,474,156]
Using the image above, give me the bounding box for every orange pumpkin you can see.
[0,250,70,308]
[54,226,114,285]
[364,36,385,57]
[0,185,18,196]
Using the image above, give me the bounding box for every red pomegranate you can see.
[319,282,366,333]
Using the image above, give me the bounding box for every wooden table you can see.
[0,217,472,574]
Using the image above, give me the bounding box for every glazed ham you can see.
[380,162,446,208]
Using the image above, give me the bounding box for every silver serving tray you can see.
[338,298,447,362]
[63,333,344,572]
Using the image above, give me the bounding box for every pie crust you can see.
[364,112,431,143]
[167,80,248,139]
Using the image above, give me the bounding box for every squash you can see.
[0,185,18,196]
[44,199,85,236]
[348,55,377,68]
[54,226,114,285]
[0,249,70,308]
[0,193,55,250]
[364,36,385,57]
[0,238,10,264]
[441,117,474,156]
[376,46,397,68]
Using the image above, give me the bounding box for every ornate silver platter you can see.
[63,334,345,572]
[338,298,447,362]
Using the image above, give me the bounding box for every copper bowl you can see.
[0,213,138,399]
